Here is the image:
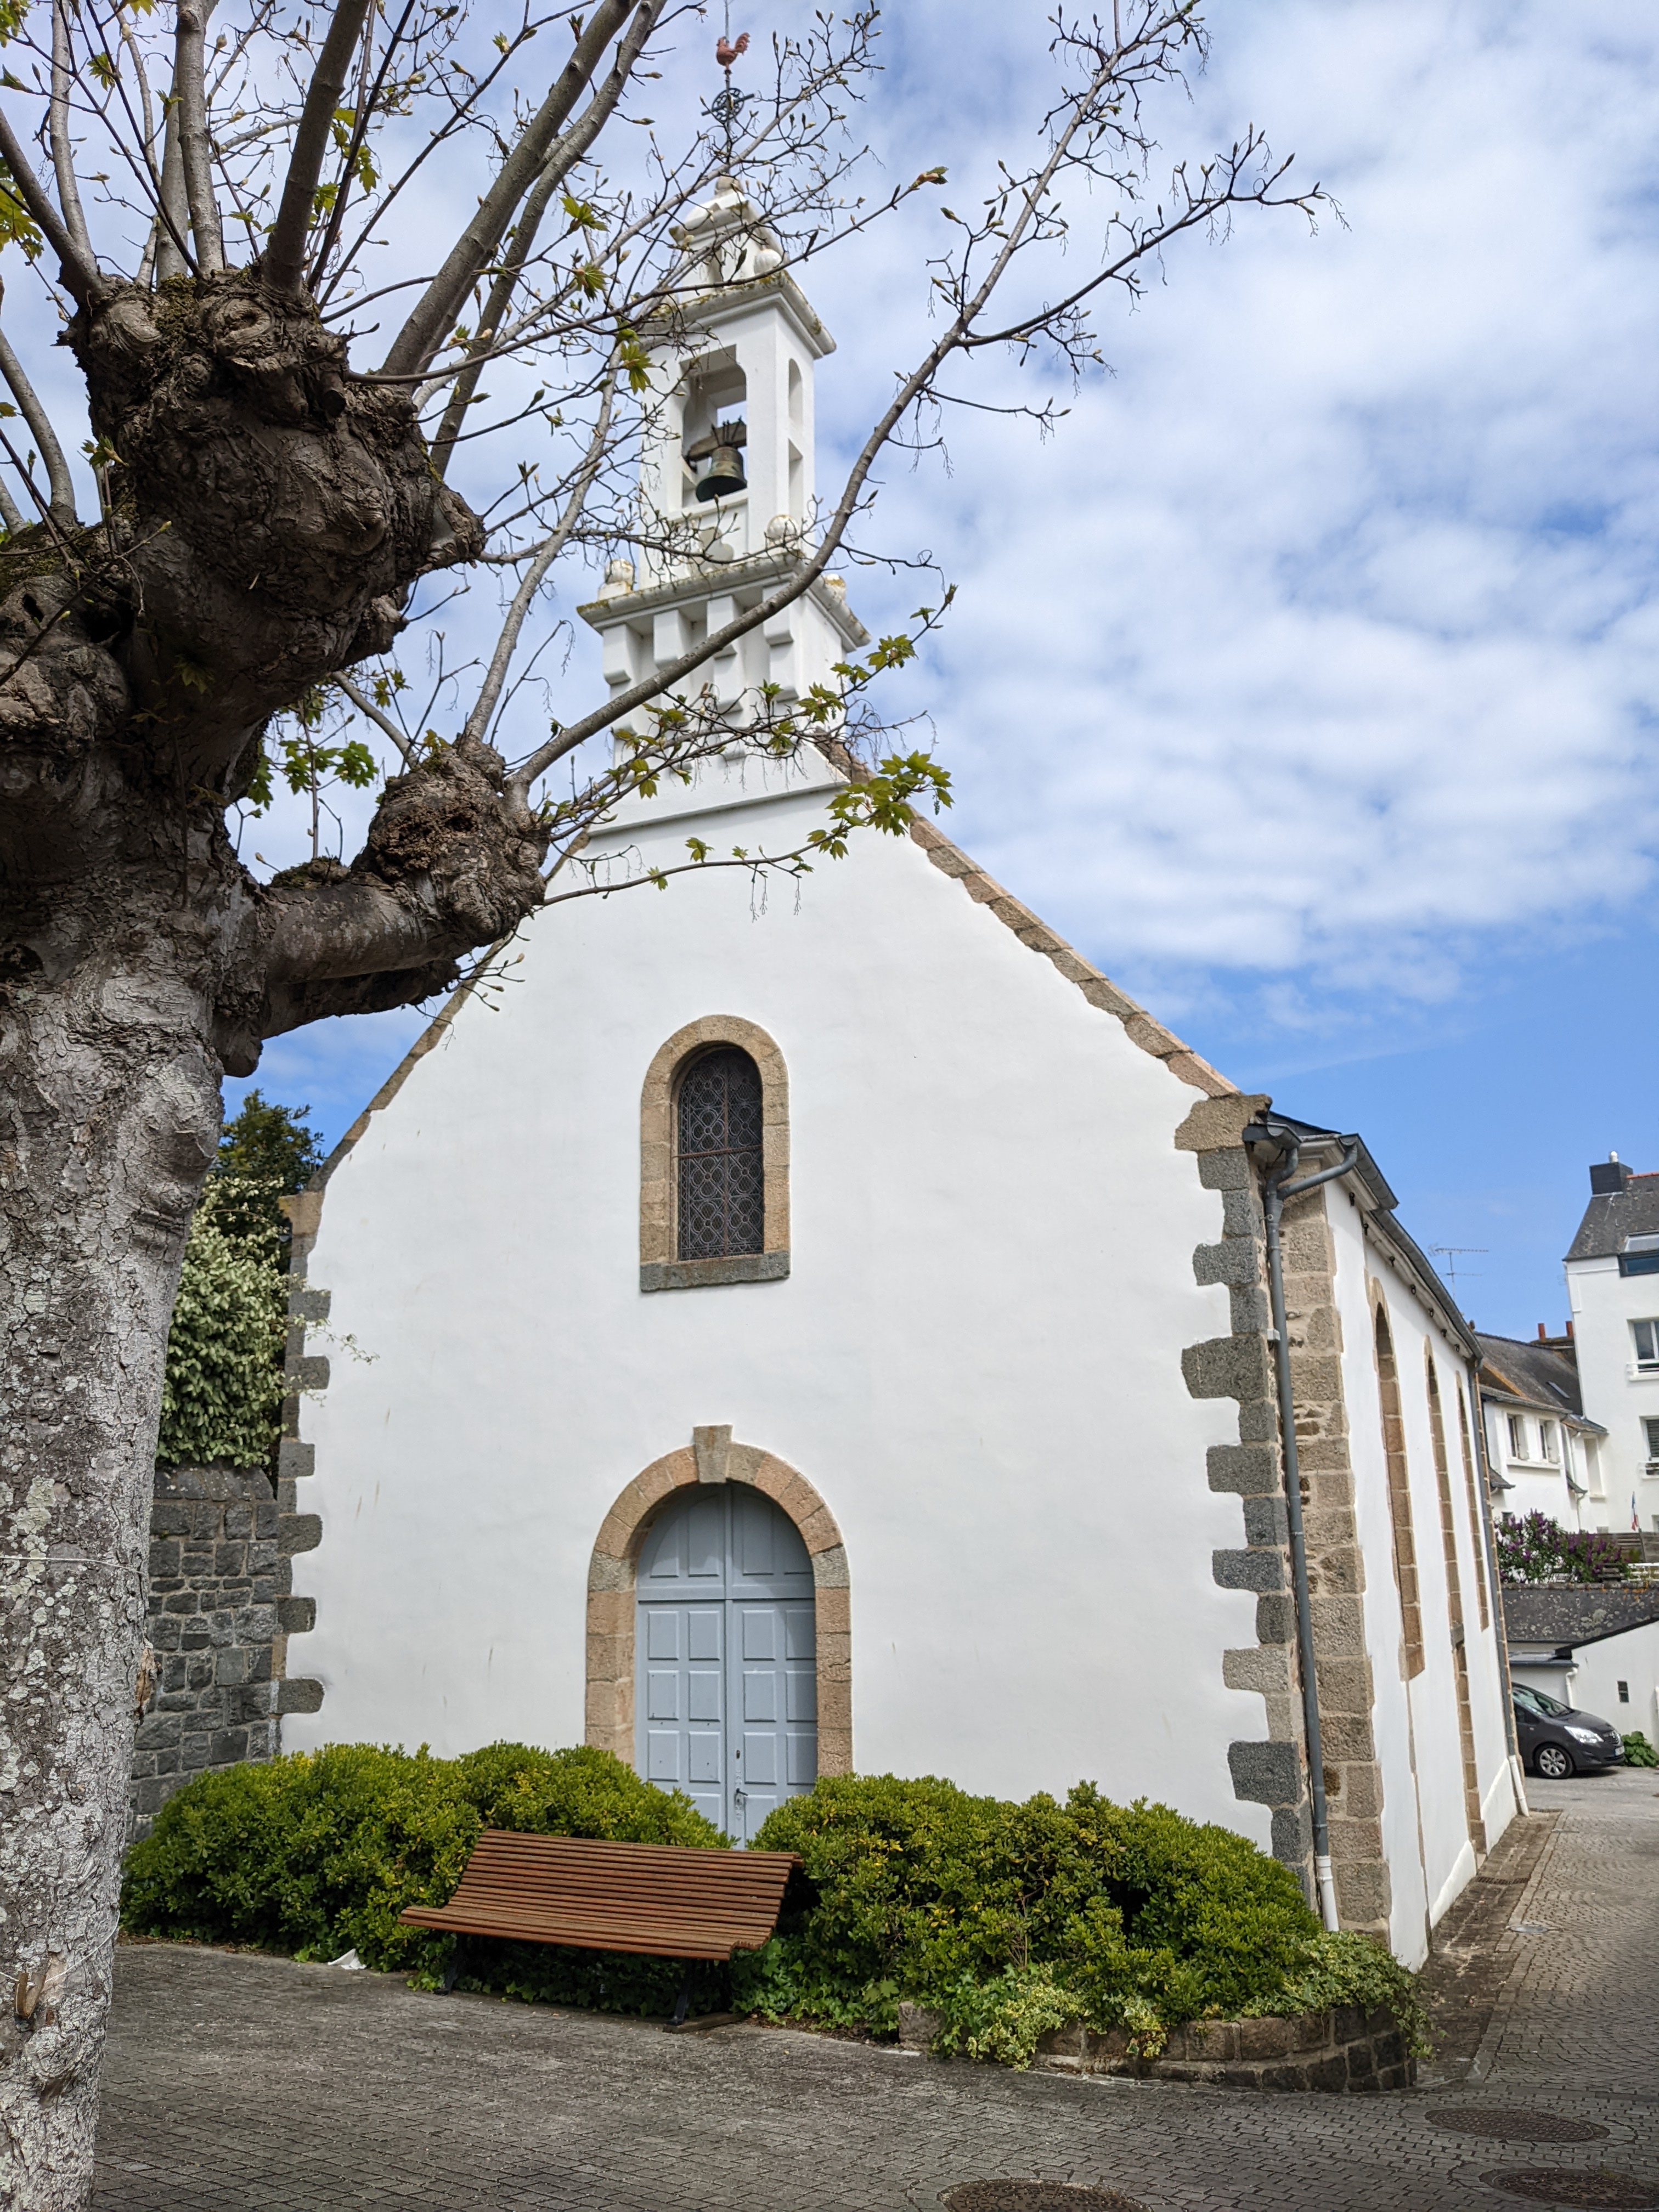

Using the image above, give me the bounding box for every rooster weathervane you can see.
[703,7,754,166]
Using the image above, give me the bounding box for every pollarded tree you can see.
[0,2,1322,2198]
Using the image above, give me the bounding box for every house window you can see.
[1508,1414,1526,1459]
[1621,1237,1659,1278]
[1643,1417,1659,1466]
[1538,1421,1557,1462]
[677,1047,764,1259]
[1632,1319,1659,1368]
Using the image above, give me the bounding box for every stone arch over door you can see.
[586,1429,851,1778]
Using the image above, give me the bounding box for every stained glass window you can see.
[676,1047,765,1259]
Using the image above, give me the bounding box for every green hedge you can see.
[123,1752,1426,2061]
[737,1774,1426,2062]
[122,1743,729,2013]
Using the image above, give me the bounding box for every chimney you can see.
[1537,1323,1548,1340]
[1589,1153,1632,1196]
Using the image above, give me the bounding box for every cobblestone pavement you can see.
[92,1770,1659,2212]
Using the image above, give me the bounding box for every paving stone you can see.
[93,1770,1659,2211]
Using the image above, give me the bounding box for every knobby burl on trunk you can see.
[0,271,546,2190]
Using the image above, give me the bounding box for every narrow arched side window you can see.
[639,1016,790,1291]
[1374,1306,1425,1679]
[1427,1347,1488,1856]
[677,1047,764,1259]
[1452,1376,1491,1630]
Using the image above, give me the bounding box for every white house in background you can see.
[1565,1156,1659,1533]
[272,180,1520,1970]
[1476,1332,1607,1531]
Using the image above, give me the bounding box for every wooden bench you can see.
[399,1831,802,2022]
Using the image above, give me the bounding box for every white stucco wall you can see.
[1567,1256,1659,1531]
[1323,1191,1516,1965]
[286,771,1273,1844]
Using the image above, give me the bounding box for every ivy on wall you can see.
[156,1094,323,1473]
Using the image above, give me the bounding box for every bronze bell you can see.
[686,419,748,501]
[696,442,747,500]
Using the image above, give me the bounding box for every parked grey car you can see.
[1513,1681,1625,1778]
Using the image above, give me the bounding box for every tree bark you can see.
[0,270,547,2206]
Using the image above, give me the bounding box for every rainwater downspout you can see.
[1247,1119,1359,1935]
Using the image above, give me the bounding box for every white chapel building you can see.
[276,184,1521,1968]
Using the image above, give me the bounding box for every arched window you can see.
[1374,1307,1425,1679]
[638,1017,790,1291]
[677,1047,764,1259]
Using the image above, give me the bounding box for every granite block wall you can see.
[128,1465,283,1839]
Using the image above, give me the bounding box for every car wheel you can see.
[1534,1743,1575,1780]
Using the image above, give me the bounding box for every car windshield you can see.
[1514,1684,1571,1718]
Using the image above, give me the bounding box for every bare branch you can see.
[430,0,662,481]
[464,381,616,746]
[0,294,77,527]
[174,1,225,275]
[334,673,414,765]
[380,0,637,379]
[152,101,193,281]
[0,107,106,304]
[304,0,419,293]
[265,0,375,298]
[0,467,22,534]
[49,1,98,273]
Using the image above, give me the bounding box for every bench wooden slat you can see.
[397,1831,800,1961]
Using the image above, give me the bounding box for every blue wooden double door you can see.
[636,1483,817,1842]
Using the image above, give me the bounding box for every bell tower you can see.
[580,178,867,746]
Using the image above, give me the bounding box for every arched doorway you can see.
[636,1482,817,1841]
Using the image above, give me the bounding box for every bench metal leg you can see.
[668,1967,693,2029]
[441,1937,469,1995]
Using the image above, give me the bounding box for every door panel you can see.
[635,1484,820,1840]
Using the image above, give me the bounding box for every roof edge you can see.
[906,818,1237,1101]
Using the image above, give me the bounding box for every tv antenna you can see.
[1429,1245,1487,1293]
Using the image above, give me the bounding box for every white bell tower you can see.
[580,178,867,750]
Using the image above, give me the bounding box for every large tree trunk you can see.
[0,934,222,2198]
[0,272,546,2207]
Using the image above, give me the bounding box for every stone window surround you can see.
[639,1015,789,1292]
[1373,1302,1426,1681]
[584,1425,851,1780]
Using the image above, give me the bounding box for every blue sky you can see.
[230,1,1659,1340]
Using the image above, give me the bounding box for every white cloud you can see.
[791,0,1659,1027]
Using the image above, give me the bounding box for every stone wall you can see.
[128,1461,323,1841]
[895,2001,1415,2092]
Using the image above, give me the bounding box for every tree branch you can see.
[334,673,414,765]
[174,1,225,275]
[264,0,374,298]
[463,379,614,746]
[429,0,661,481]
[510,5,1269,791]
[0,295,77,527]
[0,108,106,305]
[380,0,637,380]
[49,1,98,275]
[304,0,417,295]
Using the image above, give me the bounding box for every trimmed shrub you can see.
[122,1743,727,2010]
[1623,1730,1658,1769]
[125,1753,1426,2059]
[734,1774,1427,2062]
